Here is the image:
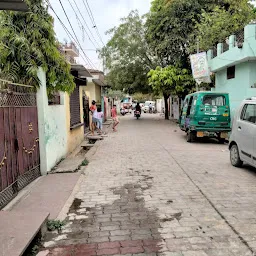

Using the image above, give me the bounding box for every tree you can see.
[148,66,194,119]
[0,0,75,94]
[132,92,158,102]
[99,10,158,94]
[191,0,255,52]
[146,0,216,69]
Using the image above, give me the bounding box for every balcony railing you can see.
[235,28,244,46]
[64,42,79,56]
[65,55,77,64]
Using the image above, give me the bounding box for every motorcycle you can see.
[120,108,126,116]
[134,110,141,119]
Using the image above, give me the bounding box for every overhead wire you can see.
[71,0,102,49]
[46,0,96,69]
[82,0,105,47]
[56,0,96,69]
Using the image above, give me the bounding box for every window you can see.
[203,95,226,106]
[241,104,256,123]
[183,98,189,109]
[227,66,235,79]
[187,96,194,116]
[70,85,81,128]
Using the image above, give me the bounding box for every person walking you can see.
[111,104,119,132]
[89,100,98,135]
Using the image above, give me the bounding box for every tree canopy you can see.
[192,0,255,51]
[148,66,194,119]
[0,0,75,94]
[99,10,158,94]
[101,0,255,120]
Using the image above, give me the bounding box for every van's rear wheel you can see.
[187,131,196,143]
[230,144,243,167]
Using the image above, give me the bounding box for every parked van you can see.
[179,91,231,142]
[229,97,256,168]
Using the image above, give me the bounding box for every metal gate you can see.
[83,95,90,131]
[0,81,40,209]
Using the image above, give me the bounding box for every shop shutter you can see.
[70,85,81,127]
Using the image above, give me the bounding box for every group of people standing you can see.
[89,101,119,135]
[89,100,104,135]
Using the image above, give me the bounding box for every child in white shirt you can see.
[97,106,104,132]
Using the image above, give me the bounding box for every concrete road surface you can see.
[42,114,256,256]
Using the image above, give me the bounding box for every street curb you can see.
[56,172,84,221]
[56,138,104,221]
[3,176,42,211]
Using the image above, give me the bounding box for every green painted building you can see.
[207,24,256,119]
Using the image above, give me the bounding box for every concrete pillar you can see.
[207,50,213,60]
[244,24,256,42]
[229,35,235,49]
[37,68,48,175]
[217,43,223,56]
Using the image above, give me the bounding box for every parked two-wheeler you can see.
[134,111,141,119]
[120,109,126,116]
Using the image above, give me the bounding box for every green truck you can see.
[179,91,231,143]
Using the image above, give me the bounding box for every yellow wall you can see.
[83,82,102,131]
[85,82,96,102]
[95,84,101,104]
[65,86,84,153]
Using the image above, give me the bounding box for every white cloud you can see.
[49,0,151,71]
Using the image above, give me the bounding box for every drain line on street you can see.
[161,145,254,255]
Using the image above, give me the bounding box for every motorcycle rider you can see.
[134,103,141,116]
[149,103,153,113]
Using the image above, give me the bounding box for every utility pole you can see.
[196,38,199,92]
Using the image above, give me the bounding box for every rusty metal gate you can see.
[0,81,40,209]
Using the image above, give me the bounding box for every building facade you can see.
[207,24,256,118]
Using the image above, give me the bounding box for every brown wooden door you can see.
[0,83,40,209]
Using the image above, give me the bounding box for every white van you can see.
[142,101,155,113]
[229,97,256,168]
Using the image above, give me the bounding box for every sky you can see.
[49,0,152,71]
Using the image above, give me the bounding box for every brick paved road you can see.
[42,114,256,256]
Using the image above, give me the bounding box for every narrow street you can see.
[44,114,256,256]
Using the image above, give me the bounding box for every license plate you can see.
[197,131,204,137]
[223,113,229,117]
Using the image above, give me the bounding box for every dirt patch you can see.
[42,177,163,249]
[69,198,83,212]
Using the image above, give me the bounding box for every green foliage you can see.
[106,89,125,99]
[99,10,158,94]
[0,0,75,93]
[192,0,255,51]
[132,92,158,102]
[146,0,211,68]
[47,219,65,232]
[81,159,89,166]
[147,66,194,98]
[146,0,254,67]
[31,245,40,255]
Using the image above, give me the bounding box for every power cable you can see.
[66,0,100,49]
[71,0,102,49]
[46,0,96,69]
[82,0,105,46]
[57,0,96,68]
